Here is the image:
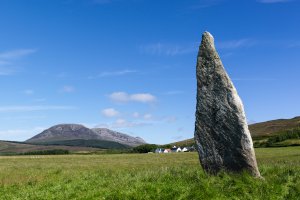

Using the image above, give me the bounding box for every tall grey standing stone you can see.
[194,32,260,177]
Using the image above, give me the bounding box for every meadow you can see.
[0,147,299,200]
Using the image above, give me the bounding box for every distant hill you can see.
[26,124,146,147]
[249,116,300,138]
[170,116,300,148]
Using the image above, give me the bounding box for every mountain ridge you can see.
[26,124,146,147]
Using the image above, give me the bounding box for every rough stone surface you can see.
[194,32,260,177]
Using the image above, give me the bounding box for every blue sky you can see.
[0,0,299,144]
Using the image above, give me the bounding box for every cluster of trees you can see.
[20,149,70,155]
[255,128,300,147]
[132,144,158,153]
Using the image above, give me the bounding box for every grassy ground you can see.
[0,147,299,200]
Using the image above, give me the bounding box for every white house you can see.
[182,147,189,152]
[176,147,182,152]
[171,146,182,153]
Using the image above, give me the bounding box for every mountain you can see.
[26,124,146,147]
[92,128,146,147]
[27,124,100,142]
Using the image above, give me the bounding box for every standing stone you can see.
[194,32,260,177]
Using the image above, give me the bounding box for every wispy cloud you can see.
[0,48,37,76]
[0,49,37,59]
[140,43,197,56]
[164,90,184,95]
[109,92,157,103]
[98,69,137,77]
[0,105,76,113]
[33,98,47,102]
[189,0,223,9]
[93,0,112,4]
[217,39,256,49]
[0,127,45,141]
[232,78,276,81]
[22,89,35,95]
[0,66,17,75]
[88,69,137,79]
[101,108,120,117]
[288,41,300,48]
[257,0,293,3]
[0,60,11,66]
[1,115,46,120]
[97,118,151,129]
[143,113,153,120]
[60,85,75,93]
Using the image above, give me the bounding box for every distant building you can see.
[164,149,171,153]
[182,147,189,152]
[155,148,164,153]
[181,146,196,152]
[171,146,182,153]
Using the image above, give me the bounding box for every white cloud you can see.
[0,49,37,59]
[60,85,75,93]
[109,92,156,103]
[140,43,197,56]
[257,0,292,3]
[132,112,140,118]
[0,106,76,112]
[101,108,120,117]
[130,93,156,103]
[23,89,34,95]
[109,92,129,102]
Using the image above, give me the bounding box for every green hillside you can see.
[30,139,130,149]
[249,116,300,137]
[0,140,101,155]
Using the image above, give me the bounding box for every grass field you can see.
[0,147,299,200]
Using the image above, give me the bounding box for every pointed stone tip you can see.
[203,31,214,40]
[201,31,215,48]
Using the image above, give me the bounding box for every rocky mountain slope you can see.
[26,124,146,147]
[92,128,146,147]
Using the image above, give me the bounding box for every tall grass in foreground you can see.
[0,147,299,200]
